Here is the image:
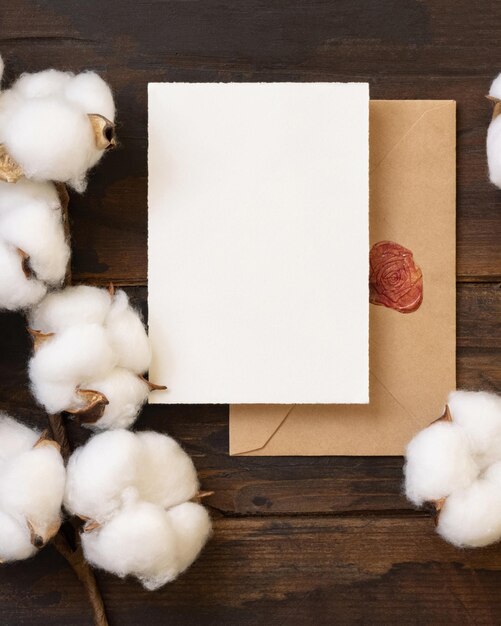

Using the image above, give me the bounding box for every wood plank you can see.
[0,283,498,517]
[0,1,500,282]
[1,516,501,625]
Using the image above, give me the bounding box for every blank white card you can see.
[148,83,369,404]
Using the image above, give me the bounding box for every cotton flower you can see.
[0,178,69,311]
[0,413,65,562]
[486,73,501,188]
[0,55,115,191]
[64,430,211,589]
[404,390,501,547]
[28,285,162,430]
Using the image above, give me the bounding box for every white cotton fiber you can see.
[30,324,115,385]
[166,502,212,574]
[29,380,78,418]
[0,178,60,214]
[0,241,47,311]
[81,498,181,590]
[83,368,150,430]
[487,73,501,189]
[135,431,199,509]
[0,414,65,562]
[489,73,501,100]
[13,69,72,99]
[64,71,115,122]
[0,64,115,190]
[0,445,65,540]
[0,178,69,311]
[0,199,69,283]
[405,421,479,506]
[68,430,211,589]
[30,285,111,333]
[0,413,38,462]
[437,479,501,548]
[82,499,211,590]
[64,430,198,520]
[29,286,154,429]
[405,390,501,549]
[105,290,151,374]
[65,430,142,522]
[448,390,501,469]
[0,511,36,562]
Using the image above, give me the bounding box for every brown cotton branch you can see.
[46,411,109,626]
[52,525,108,626]
[47,413,72,462]
[41,183,108,626]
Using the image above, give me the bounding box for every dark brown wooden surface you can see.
[0,1,500,624]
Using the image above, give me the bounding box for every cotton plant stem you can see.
[47,413,72,461]
[52,528,109,626]
[46,183,109,626]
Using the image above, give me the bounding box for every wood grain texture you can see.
[0,285,498,519]
[0,0,500,284]
[3,516,501,625]
[0,1,500,624]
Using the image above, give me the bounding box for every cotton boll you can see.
[486,74,501,188]
[0,200,69,284]
[166,502,211,573]
[29,286,156,425]
[29,379,78,416]
[2,97,96,189]
[82,368,149,430]
[0,413,38,463]
[0,415,65,562]
[486,120,501,188]
[0,241,47,311]
[0,178,60,214]
[30,285,112,333]
[64,430,143,522]
[13,69,73,99]
[449,390,501,468]
[0,511,36,562]
[64,72,115,122]
[81,499,180,590]
[489,73,501,100]
[0,444,65,543]
[29,325,116,414]
[67,429,210,586]
[0,178,68,310]
[136,432,199,509]
[437,479,501,548]
[31,324,115,385]
[0,64,115,189]
[404,421,479,506]
[483,461,501,489]
[105,290,151,374]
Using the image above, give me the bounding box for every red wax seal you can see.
[369,241,423,314]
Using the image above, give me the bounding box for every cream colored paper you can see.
[148,82,369,404]
[230,100,456,455]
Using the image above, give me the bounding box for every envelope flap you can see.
[230,405,293,455]
[370,100,455,171]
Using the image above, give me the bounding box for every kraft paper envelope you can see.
[230,100,456,456]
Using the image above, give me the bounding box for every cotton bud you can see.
[64,430,211,589]
[0,178,69,311]
[0,55,115,191]
[28,285,163,429]
[404,390,501,548]
[0,414,65,562]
